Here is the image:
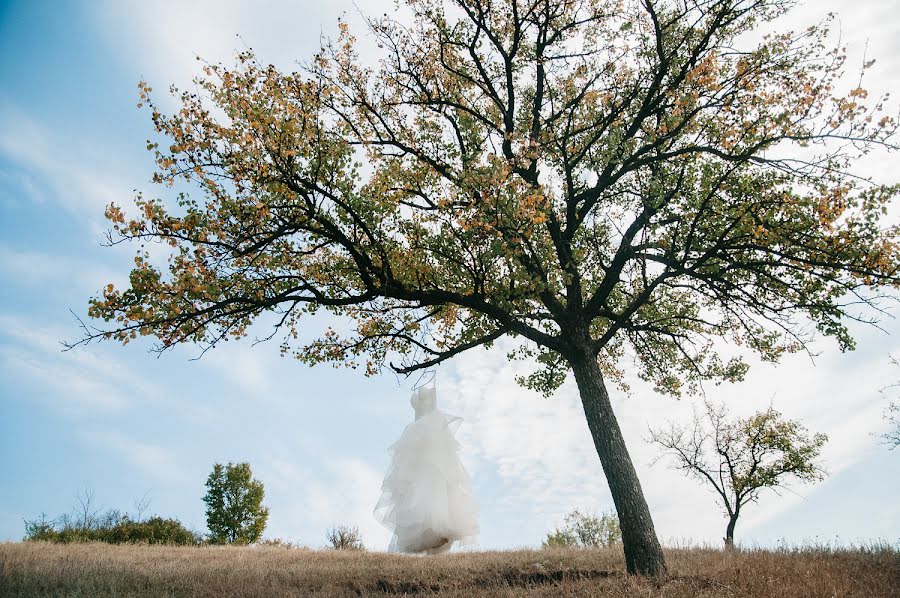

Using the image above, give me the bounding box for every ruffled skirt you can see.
[374,411,479,553]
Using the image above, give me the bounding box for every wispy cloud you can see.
[0,167,43,207]
[0,101,139,226]
[199,341,277,396]
[442,340,620,540]
[440,319,900,546]
[85,430,190,485]
[0,312,190,417]
[1,345,130,410]
[0,313,141,412]
[0,243,122,295]
[263,456,391,549]
[94,0,394,103]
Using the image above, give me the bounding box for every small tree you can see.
[543,509,621,548]
[73,488,100,531]
[23,513,55,542]
[649,401,827,549]
[325,525,364,550]
[203,462,269,544]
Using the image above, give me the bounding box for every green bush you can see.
[24,512,200,545]
[543,527,579,548]
[23,514,58,542]
[543,509,622,548]
[106,516,202,545]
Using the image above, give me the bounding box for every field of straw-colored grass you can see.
[1,542,898,597]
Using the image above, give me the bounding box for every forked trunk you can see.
[571,354,667,577]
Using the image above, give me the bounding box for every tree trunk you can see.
[570,354,667,577]
[725,513,738,550]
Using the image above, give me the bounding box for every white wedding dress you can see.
[374,386,479,554]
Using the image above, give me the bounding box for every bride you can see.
[374,385,479,554]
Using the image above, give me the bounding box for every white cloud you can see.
[95,0,397,105]
[0,312,219,424]
[262,456,391,549]
[0,102,134,215]
[755,1,900,182]
[783,0,900,84]
[0,243,123,295]
[0,313,140,412]
[0,167,43,206]
[437,319,900,546]
[86,430,189,484]
[0,345,131,410]
[442,341,620,539]
[199,341,276,396]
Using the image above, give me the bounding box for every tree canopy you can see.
[81,0,898,396]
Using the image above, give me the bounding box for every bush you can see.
[23,514,57,542]
[325,525,364,550]
[543,509,622,548]
[105,516,202,545]
[24,512,200,545]
[543,527,579,548]
[257,538,302,549]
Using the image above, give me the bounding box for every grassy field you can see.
[1,542,898,597]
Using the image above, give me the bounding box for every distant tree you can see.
[649,401,827,548]
[132,491,152,521]
[203,462,269,544]
[73,488,100,530]
[543,509,621,548]
[23,513,56,542]
[325,525,364,550]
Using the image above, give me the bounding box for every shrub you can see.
[23,514,57,542]
[326,525,364,550]
[257,538,302,549]
[543,510,622,548]
[24,512,200,545]
[543,528,578,548]
[105,516,202,545]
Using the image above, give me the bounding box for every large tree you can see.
[72,0,899,575]
[649,401,827,548]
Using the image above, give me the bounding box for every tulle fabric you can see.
[374,388,479,553]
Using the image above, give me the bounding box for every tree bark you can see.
[725,512,739,550]
[570,353,667,577]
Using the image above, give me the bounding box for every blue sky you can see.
[1,0,898,550]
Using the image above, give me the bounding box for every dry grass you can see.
[1,542,897,597]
